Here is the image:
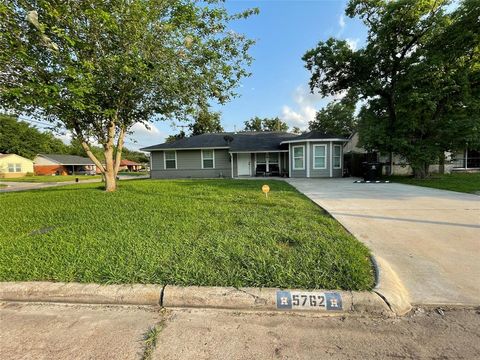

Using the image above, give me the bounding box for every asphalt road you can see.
[0,302,478,359]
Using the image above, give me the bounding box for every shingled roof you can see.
[36,154,94,165]
[140,132,298,152]
[141,130,348,153]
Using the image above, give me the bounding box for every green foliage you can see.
[0,180,374,290]
[1,0,257,188]
[0,114,68,158]
[388,173,480,194]
[244,116,289,132]
[309,100,356,137]
[304,0,480,178]
[189,108,224,136]
[165,130,186,143]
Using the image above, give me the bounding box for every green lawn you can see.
[0,175,102,182]
[0,179,374,290]
[388,173,480,194]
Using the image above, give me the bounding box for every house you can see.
[344,132,480,175]
[119,159,143,172]
[140,131,348,179]
[0,153,34,178]
[34,154,97,176]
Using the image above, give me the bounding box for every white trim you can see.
[201,149,215,169]
[280,138,348,145]
[163,150,177,170]
[306,142,310,177]
[333,144,342,169]
[292,145,305,170]
[312,144,327,170]
[230,153,234,178]
[147,147,229,152]
[288,143,292,176]
[329,142,333,177]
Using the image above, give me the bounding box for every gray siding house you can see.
[141,131,347,179]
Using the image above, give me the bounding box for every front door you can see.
[237,153,251,176]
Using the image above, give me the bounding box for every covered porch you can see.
[230,151,289,178]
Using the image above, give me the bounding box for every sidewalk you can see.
[0,175,148,193]
[1,302,478,360]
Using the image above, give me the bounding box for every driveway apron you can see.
[287,178,480,306]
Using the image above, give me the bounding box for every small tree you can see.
[309,100,356,138]
[243,116,289,132]
[1,0,257,190]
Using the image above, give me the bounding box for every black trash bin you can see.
[362,162,383,181]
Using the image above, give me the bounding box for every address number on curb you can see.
[276,291,343,311]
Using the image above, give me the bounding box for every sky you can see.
[129,0,368,151]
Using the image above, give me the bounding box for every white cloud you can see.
[279,86,331,129]
[128,122,167,151]
[339,14,345,29]
[346,38,359,50]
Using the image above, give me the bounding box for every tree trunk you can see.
[412,161,430,179]
[438,153,445,174]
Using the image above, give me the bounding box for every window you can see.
[313,145,327,169]
[8,163,22,173]
[164,151,176,169]
[202,149,214,169]
[333,145,342,169]
[292,146,305,170]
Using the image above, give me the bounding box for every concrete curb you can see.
[372,257,412,316]
[0,282,393,316]
[0,282,162,306]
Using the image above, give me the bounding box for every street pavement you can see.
[1,302,479,360]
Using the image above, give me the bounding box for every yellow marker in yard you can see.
[262,184,270,198]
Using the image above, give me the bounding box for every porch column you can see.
[288,144,292,177]
[230,153,234,178]
[306,142,310,178]
[465,148,468,169]
[329,142,333,178]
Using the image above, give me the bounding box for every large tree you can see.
[303,0,479,178]
[0,114,68,158]
[309,99,356,138]
[1,0,256,190]
[243,116,289,131]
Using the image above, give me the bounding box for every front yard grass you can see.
[388,173,480,194]
[0,179,374,290]
[0,175,102,182]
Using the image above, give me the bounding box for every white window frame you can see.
[201,149,215,169]
[7,163,22,173]
[164,151,177,169]
[333,144,342,169]
[292,145,305,170]
[313,145,327,170]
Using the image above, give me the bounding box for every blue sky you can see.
[130,1,368,150]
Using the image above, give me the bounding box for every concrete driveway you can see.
[287,178,480,306]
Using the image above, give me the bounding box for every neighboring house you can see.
[141,131,347,179]
[119,159,143,172]
[344,132,480,175]
[0,153,34,178]
[34,154,97,175]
